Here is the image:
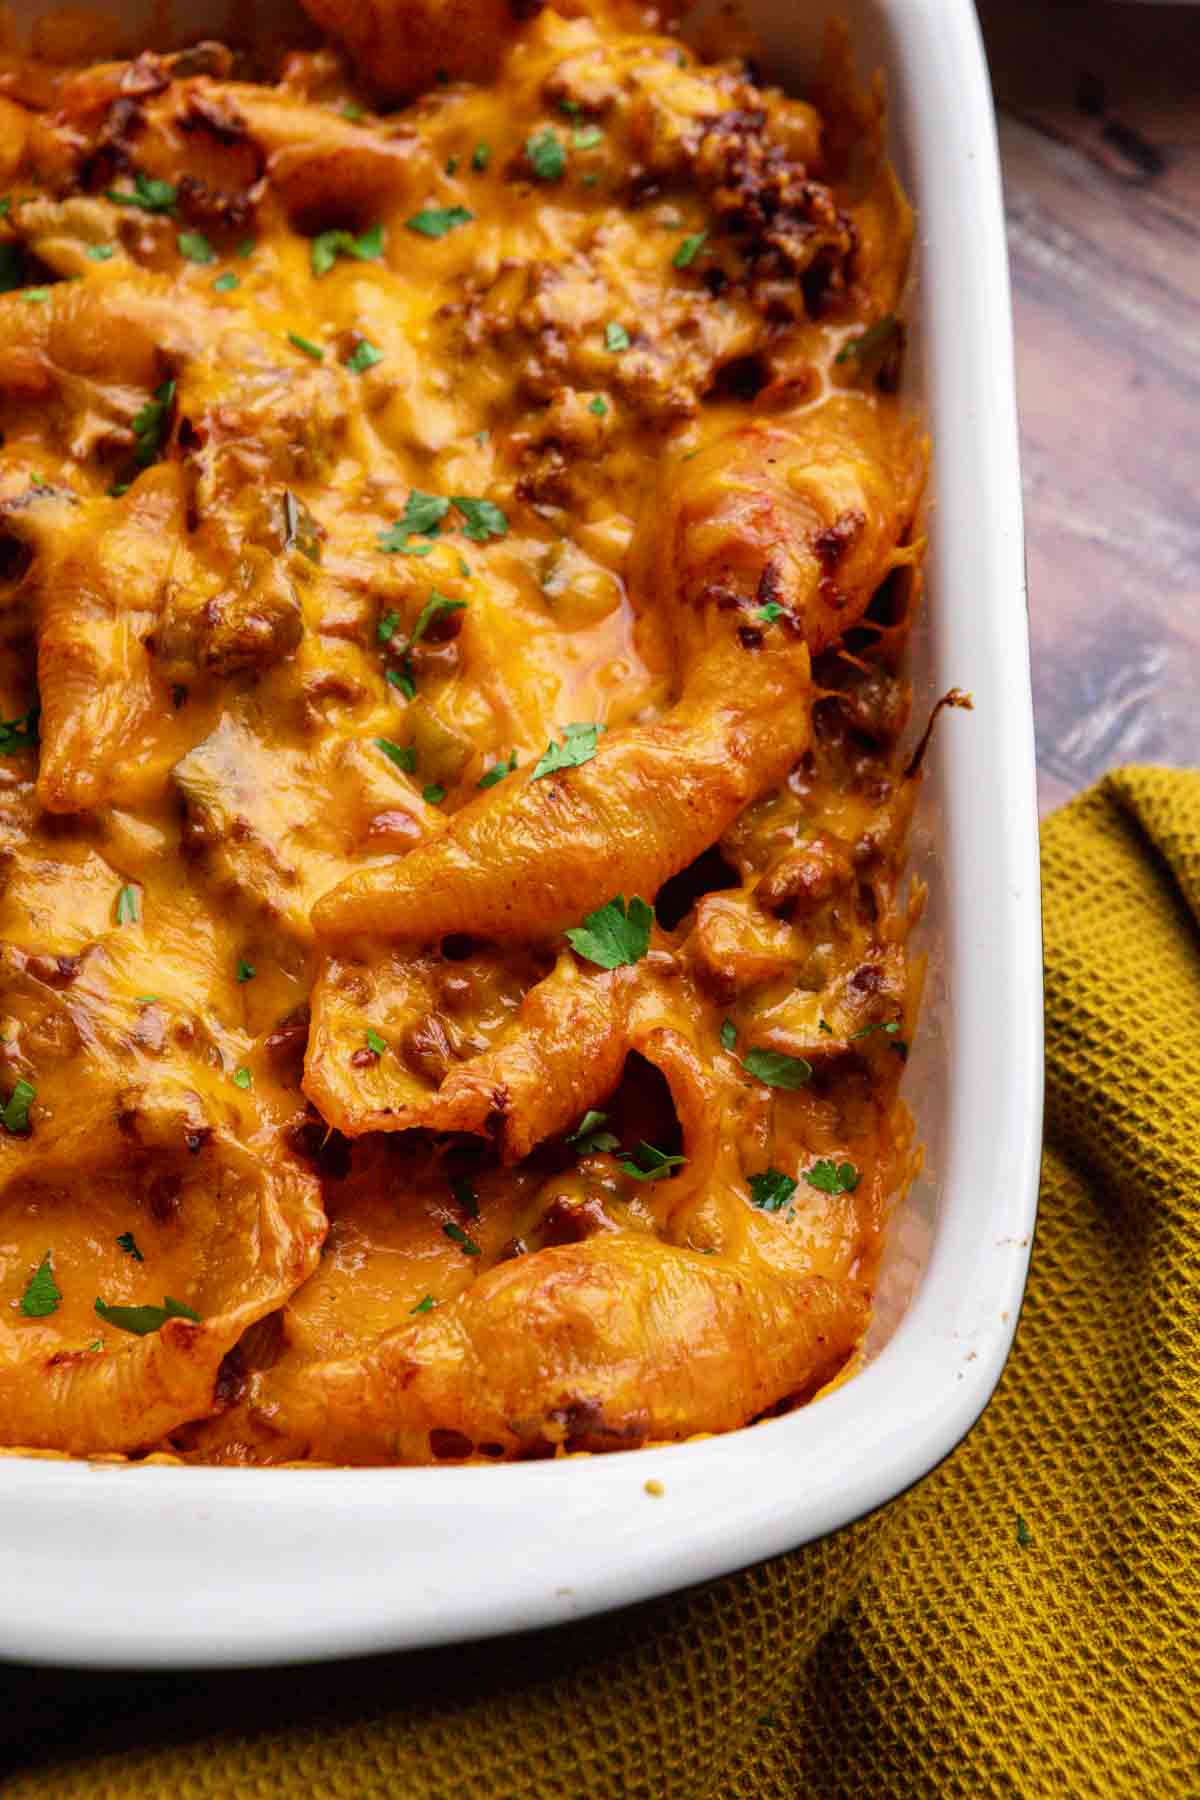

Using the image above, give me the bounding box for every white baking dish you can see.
[0,0,1041,1669]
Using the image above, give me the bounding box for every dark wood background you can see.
[977,1,1200,815]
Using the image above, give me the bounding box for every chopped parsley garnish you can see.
[283,490,321,563]
[346,338,382,372]
[134,995,158,1005]
[452,1177,479,1219]
[387,667,416,699]
[443,1221,481,1256]
[20,1253,60,1317]
[93,1295,201,1336]
[605,322,631,352]
[288,331,324,360]
[835,314,901,366]
[116,1231,144,1262]
[573,125,603,151]
[850,1019,902,1040]
[532,721,602,780]
[805,1159,860,1195]
[567,1109,619,1155]
[378,489,450,553]
[452,495,508,542]
[365,1027,387,1056]
[408,591,466,644]
[232,1066,252,1089]
[818,1019,833,1035]
[22,289,50,304]
[588,395,608,417]
[310,221,385,276]
[376,737,417,774]
[457,555,472,578]
[477,751,517,789]
[445,155,459,175]
[742,1048,813,1089]
[86,243,116,261]
[340,101,365,121]
[619,1141,685,1182]
[212,271,239,292]
[115,884,139,926]
[0,709,39,755]
[107,170,177,214]
[471,143,490,172]
[2,1079,34,1134]
[405,206,474,239]
[672,230,708,269]
[236,959,255,983]
[566,894,653,969]
[720,1019,737,1052]
[377,610,400,643]
[759,602,784,624]
[560,99,581,117]
[1016,1513,1033,1548]
[131,379,175,468]
[526,127,566,180]
[177,229,215,264]
[410,1293,437,1314]
[748,1168,797,1213]
[423,783,446,805]
[236,238,256,258]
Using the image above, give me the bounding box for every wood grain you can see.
[977,1,1200,814]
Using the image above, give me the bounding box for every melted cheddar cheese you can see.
[0,0,928,1464]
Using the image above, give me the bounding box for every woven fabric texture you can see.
[4,765,1199,1798]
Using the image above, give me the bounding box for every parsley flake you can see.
[605,322,630,352]
[720,1019,737,1052]
[310,222,385,276]
[619,1141,685,1182]
[2,1079,34,1134]
[411,1293,437,1314]
[406,206,474,239]
[365,1027,388,1057]
[22,289,51,304]
[850,1019,902,1041]
[378,490,450,553]
[532,721,602,780]
[376,737,417,774]
[672,230,708,269]
[387,666,416,700]
[115,884,139,926]
[573,125,603,151]
[588,395,608,417]
[408,591,466,644]
[804,1159,860,1195]
[471,143,490,172]
[86,243,116,261]
[567,1109,619,1155]
[835,314,901,366]
[177,229,215,264]
[378,611,400,643]
[20,1252,60,1318]
[566,895,653,969]
[288,331,324,361]
[0,709,39,755]
[452,495,508,542]
[452,1177,480,1219]
[116,1231,144,1262]
[748,1168,797,1213]
[107,170,177,214]
[212,271,239,292]
[818,1019,833,1035]
[93,1295,201,1336]
[742,1048,813,1089]
[1016,1513,1033,1548]
[236,958,256,983]
[236,238,256,258]
[478,751,517,789]
[131,380,175,468]
[340,101,365,121]
[346,338,382,372]
[423,783,446,805]
[759,601,784,623]
[443,1221,481,1257]
[232,1066,252,1089]
[526,127,566,180]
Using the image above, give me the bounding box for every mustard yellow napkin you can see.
[4,767,1197,1798]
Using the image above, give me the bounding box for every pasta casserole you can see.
[0,0,935,1464]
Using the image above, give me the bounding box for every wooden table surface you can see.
[976,1,1200,815]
